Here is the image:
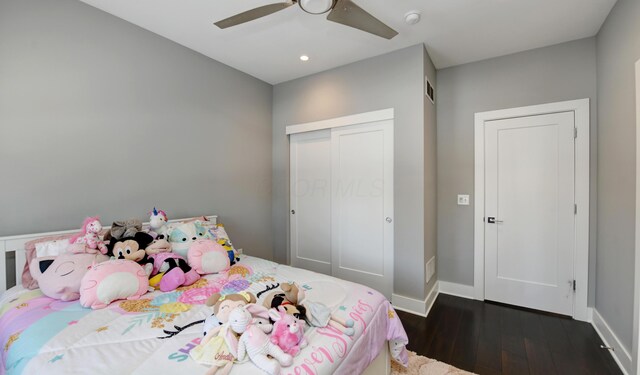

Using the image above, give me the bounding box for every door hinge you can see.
[574,204,577,215]
[573,280,576,292]
[574,128,578,139]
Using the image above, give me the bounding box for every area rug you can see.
[391,351,475,375]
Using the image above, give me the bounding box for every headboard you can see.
[0,215,217,295]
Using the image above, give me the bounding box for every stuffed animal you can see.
[259,283,307,320]
[234,304,293,375]
[79,259,149,309]
[146,238,199,292]
[205,292,256,325]
[149,207,169,237]
[168,221,211,258]
[29,252,109,301]
[146,236,171,254]
[191,292,257,374]
[203,314,222,338]
[281,282,355,336]
[69,217,108,255]
[191,313,239,375]
[217,239,237,266]
[188,239,230,275]
[104,219,143,242]
[269,306,308,356]
[208,224,239,265]
[107,232,155,276]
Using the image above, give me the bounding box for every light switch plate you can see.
[457,194,470,205]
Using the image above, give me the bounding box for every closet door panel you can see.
[331,120,394,298]
[290,130,332,275]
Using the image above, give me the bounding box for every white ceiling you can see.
[79,0,617,84]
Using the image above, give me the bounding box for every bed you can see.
[0,215,408,375]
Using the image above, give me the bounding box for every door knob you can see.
[386,217,392,223]
[487,217,503,224]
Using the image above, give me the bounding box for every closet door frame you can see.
[286,108,394,136]
[286,108,395,289]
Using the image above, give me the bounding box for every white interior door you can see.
[331,120,394,298]
[484,112,575,315]
[290,130,332,275]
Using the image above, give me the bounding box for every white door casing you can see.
[474,99,590,322]
[633,58,640,375]
[331,120,394,298]
[290,130,332,275]
[484,112,575,316]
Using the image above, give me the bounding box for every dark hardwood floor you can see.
[397,294,622,375]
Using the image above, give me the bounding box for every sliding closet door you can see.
[331,121,394,298]
[290,130,332,275]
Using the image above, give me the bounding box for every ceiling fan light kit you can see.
[299,0,335,15]
[214,0,398,40]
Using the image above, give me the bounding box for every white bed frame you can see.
[0,214,391,374]
[0,215,218,294]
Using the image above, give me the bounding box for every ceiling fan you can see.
[214,0,398,40]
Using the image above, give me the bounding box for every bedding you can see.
[0,255,408,375]
[22,234,79,290]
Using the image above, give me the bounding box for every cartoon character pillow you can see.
[188,239,230,275]
[168,221,211,258]
[107,232,155,275]
[29,252,109,301]
[79,259,149,309]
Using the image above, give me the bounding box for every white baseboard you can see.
[438,281,475,299]
[586,307,593,322]
[392,294,427,317]
[425,281,438,316]
[392,280,438,317]
[591,309,632,375]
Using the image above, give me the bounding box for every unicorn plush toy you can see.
[149,207,169,237]
[70,216,108,255]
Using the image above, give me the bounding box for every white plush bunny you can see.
[230,304,293,375]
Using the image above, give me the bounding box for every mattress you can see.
[0,255,408,374]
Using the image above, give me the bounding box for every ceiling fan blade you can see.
[327,0,398,39]
[215,2,295,29]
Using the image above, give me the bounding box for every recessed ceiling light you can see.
[300,55,310,62]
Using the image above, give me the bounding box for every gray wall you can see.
[436,38,598,303]
[272,44,430,300]
[424,47,438,294]
[595,0,640,353]
[0,0,273,261]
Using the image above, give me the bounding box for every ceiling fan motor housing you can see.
[298,0,336,14]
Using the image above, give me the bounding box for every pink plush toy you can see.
[269,306,308,356]
[29,252,109,301]
[79,259,149,309]
[233,304,293,375]
[188,239,230,275]
[146,243,200,292]
[70,217,108,255]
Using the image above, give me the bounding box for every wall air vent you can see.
[425,76,435,104]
